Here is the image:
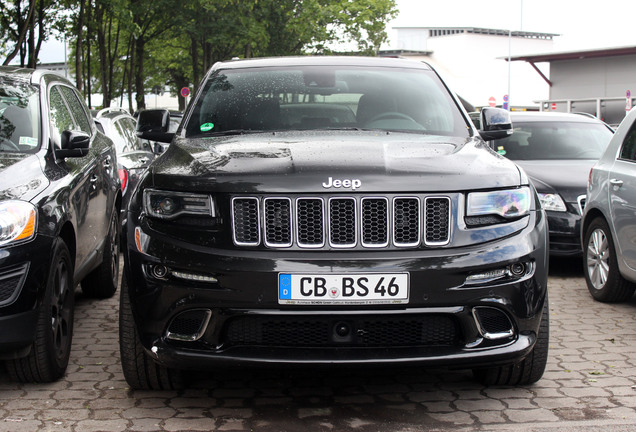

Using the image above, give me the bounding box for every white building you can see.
[382,27,558,109]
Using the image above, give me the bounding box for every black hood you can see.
[149,131,523,193]
[514,160,594,202]
[0,153,48,201]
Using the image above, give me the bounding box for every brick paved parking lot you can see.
[1,257,636,432]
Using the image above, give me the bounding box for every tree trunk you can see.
[134,35,146,110]
[75,0,85,91]
[26,5,36,68]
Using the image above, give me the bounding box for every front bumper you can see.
[0,235,54,356]
[546,209,581,256]
[124,210,549,371]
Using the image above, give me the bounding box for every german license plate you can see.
[278,273,409,305]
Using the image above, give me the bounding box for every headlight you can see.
[143,189,215,219]
[0,200,37,246]
[467,187,531,219]
[537,193,567,212]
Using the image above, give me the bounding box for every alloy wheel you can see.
[586,228,610,290]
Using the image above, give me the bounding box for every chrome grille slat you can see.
[425,197,451,246]
[232,197,260,246]
[296,198,325,248]
[361,197,389,247]
[329,197,357,247]
[231,195,451,249]
[264,198,292,247]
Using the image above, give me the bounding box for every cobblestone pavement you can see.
[2,257,636,432]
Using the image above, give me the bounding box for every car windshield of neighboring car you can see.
[495,121,613,160]
[185,65,468,138]
[0,80,41,153]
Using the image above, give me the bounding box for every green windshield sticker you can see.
[200,122,215,132]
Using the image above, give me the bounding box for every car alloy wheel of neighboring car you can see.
[583,217,636,302]
[5,239,75,383]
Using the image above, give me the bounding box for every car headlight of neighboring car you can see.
[466,187,531,220]
[0,200,37,246]
[537,193,567,212]
[143,189,216,219]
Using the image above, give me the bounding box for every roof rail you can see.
[96,107,130,117]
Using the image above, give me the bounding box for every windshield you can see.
[0,79,41,153]
[185,65,468,138]
[495,121,613,160]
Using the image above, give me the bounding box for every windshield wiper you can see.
[195,129,275,137]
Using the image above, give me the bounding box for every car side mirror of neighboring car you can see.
[136,109,175,144]
[479,107,513,141]
[56,130,90,158]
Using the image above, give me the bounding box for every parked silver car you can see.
[581,108,636,302]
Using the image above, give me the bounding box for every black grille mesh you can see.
[167,310,209,337]
[264,199,292,246]
[232,198,259,245]
[329,198,356,246]
[224,315,460,347]
[394,198,420,245]
[297,199,324,246]
[362,198,388,246]
[474,307,513,335]
[0,264,27,305]
[425,198,450,244]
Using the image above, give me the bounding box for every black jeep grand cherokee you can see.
[122,56,549,389]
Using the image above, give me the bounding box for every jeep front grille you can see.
[231,195,451,249]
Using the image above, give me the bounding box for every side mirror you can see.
[479,107,513,141]
[56,130,90,158]
[136,109,174,143]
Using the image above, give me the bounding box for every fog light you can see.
[509,262,526,276]
[151,265,168,279]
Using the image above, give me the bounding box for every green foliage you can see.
[3,0,397,109]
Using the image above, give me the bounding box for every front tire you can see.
[82,209,120,298]
[583,217,635,302]
[6,239,75,383]
[119,272,184,390]
[473,297,549,386]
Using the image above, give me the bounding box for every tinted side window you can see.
[619,122,636,161]
[49,86,75,148]
[59,86,92,134]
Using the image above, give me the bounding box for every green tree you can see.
[1,0,65,67]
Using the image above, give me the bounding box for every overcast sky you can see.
[388,0,636,51]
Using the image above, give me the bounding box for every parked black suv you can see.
[123,56,549,389]
[0,66,121,382]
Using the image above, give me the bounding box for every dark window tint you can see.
[49,86,75,148]
[495,121,613,160]
[58,86,92,133]
[186,65,468,138]
[0,80,40,152]
[619,122,636,161]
